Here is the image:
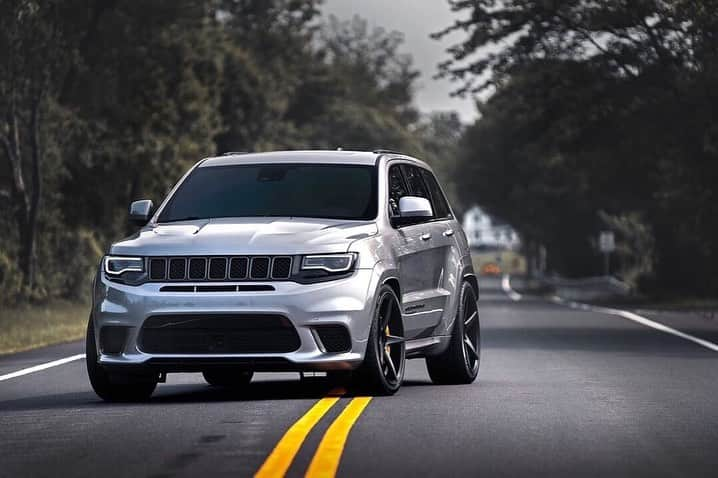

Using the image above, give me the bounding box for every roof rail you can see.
[372,149,406,155]
[222,151,249,156]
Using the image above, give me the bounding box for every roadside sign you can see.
[599,231,615,253]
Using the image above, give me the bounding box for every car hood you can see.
[109,217,378,256]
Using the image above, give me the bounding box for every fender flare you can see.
[462,268,479,301]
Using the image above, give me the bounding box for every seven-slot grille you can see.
[148,256,293,281]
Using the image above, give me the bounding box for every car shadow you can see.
[150,377,338,403]
[0,373,466,412]
[0,376,379,412]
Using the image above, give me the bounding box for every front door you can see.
[418,167,462,334]
[388,164,447,338]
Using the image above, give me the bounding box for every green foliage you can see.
[441,1,718,295]
[411,112,464,213]
[0,0,435,303]
[321,15,419,125]
[598,211,654,288]
[0,250,23,305]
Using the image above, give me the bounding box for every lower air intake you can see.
[139,314,300,354]
[314,325,352,353]
[99,326,130,355]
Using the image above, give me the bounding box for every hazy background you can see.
[322,0,478,122]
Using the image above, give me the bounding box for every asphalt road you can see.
[1,277,717,477]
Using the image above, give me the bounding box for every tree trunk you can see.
[17,222,35,290]
[24,97,43,289]
[1,97,42,291]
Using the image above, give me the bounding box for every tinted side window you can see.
[401,165,430,200]
[420,169,451,219]
[388,165,408,217]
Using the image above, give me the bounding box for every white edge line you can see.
[501,275,522,302]
[550,296,718,353]
[0,354,86,382]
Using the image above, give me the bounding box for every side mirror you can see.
[393,196,433,227]
[129,199,154,226]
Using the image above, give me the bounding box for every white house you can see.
[462,205,520,250]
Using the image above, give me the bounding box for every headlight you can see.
[301,253,356,273]
[105,256,145,275]
[104,256,147,285]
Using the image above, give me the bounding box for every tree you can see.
[0,3,436,303]
[1,0,224,299]
[214,0,324,152]
[0,0,72,290]
[439,1,718,294]
[322,15,419,124]
[412,112,464,212]
[58,1,223,235]
[296,15,421,151]
[434,0,712,95]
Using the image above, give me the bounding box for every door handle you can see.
[443,229,454,237]
[420,233,431,241]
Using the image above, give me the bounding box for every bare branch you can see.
[553,13,640,79]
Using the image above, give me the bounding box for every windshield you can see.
[157,163,377,222]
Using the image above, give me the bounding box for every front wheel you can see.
[355,285,405,395]
[86,317,157,402]
[426,282,480,384]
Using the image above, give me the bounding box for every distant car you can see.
[87,150,480,400]
[481,263,501,275]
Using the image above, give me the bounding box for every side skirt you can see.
[405,335,451,359]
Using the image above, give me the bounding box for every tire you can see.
[426,282,480,385]
[202,369,253,388]
[355,285,406,395]
[86,317,157,402]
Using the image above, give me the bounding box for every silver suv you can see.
[87,150,480,400]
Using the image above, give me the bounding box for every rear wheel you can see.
[426,282,480,384]
[86,317,157,402]
[202,369,253,388]
[355,285,405,395]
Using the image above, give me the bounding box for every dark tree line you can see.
[438,0,718,296]
[0,0,457,303]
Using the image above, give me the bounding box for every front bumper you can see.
[92,268,377,372]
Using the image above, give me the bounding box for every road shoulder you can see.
[0,340,84,378]
[504,274,718,353]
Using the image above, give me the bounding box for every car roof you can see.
[199,150,430,169]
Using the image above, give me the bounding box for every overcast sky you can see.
[321,0,478,123]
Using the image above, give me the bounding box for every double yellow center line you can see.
[255,388,372,478]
